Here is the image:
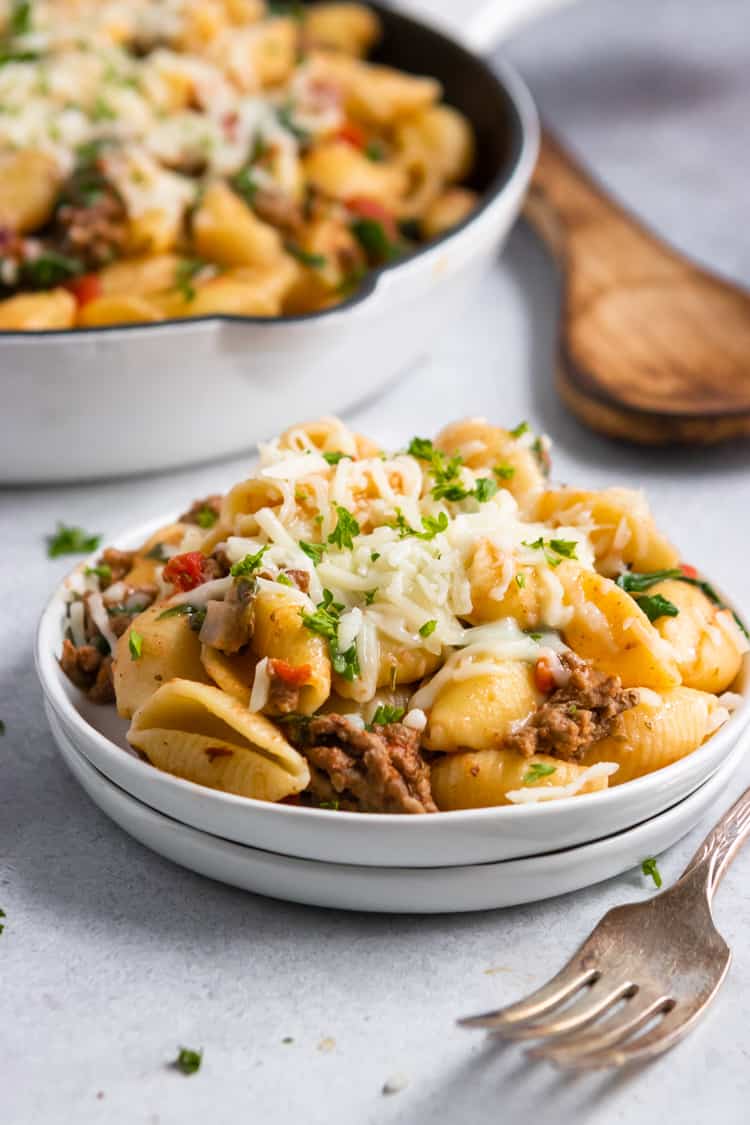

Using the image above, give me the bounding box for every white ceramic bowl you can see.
[50,703,748,913]
[36,517,750,869]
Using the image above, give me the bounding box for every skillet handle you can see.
[390,0,579,53]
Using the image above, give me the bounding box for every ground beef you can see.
[59,639,114,704]
[179,494,223,526]
[504,653,638,762]
[56,188,127,268]
[282,569,310,594]
[105,585,158,637]
[97,548,136,587]
[267,664,302,715]
[303,714,437,814]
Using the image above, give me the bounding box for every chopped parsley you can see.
[174,1047,203,1076]
[276,102,310,144]
[285,242,327,269]
[230,545,269,577]
[615,569,683,593]
[406,436,436,462]
[195,506,218,530]
[322,451,350,465]
[299,540,325,565]
[230,165,258,206]
[370,551,380,562]
[364,589,377,606]
[85,563,112,583]
[351,217,400,264]
[641,857,662,889]
[493,463,515,480]
[331,640,360,681]
[528,632,543,642]
[523,762,557,784]
[10,1,33,36]
[175,259,206,303]
[515,573,526,588]
[319,800,339,811]
[47,523,101,558]
[327,505,360,550]
[365,140,385,162]
[474,478,498,503]
[301,590,359,681]
[419,511,449,539]
[22,251,83,290]
[91,95,116,122]
[509,421,530,439]
[276,573,293,587]
[419,620,437,639]
[634,593,680,623]
[371,705,405,726]
[522,536,578,567]
[128,629,143,661]
[0,905,5,934]
[156,603,207,632]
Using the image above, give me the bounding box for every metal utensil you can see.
[459,784,750,1068]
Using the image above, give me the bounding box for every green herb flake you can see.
[47,523,101,558]
[156,604,207,632]
[419,620,437,639]
[22,251,83,290]
[509,421,530,439]
[515,573,526,588]
[0,905,5,934]
[318,800,339,811]
[641,857,662,889]
[634,593,680,623]
[493,463,516,481]
[282,1036,295,1044]
[418,511,449,540]
[364,589,377,606]
[615,569,683,594]
[91,95,116,122]
[231,165,258,207]
[85,563,112,583]
[10,1,33,36]
[371,704,405,726]
[351,217,400,264]
[277,102,310,144]
[128,629,143,661]
[370,551,380,562]
[299,540,325,565]
[365,140,385,162]
[301,589,343,642]
[174,1047,202,1076]
[195,506,218,530]
[175,259,206,303]
[548,539,578,560]
[230,545,269,578]
[474,478,498,503]
[407,436,435,462]
[322,451,350,465]
[528,632,543,642]
[327,504,360,550]
[523,762,557,784]
[276,573,293,586]
[285,242,327,269]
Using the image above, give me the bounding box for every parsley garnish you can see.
[390,508,448,540]
[351,218,400,264]
[0,905,5,934]
[230,545,269,577]
[277,573,293,586]
[548,539,578,559]
[331,641,360,681]
[195,506,218,529]
[635,593,680,623]
[230,165,258,206]
[85,564,112,583]
[641,857,662,888]
[277,102,310,144]
[509,421,530,438]
[370,551,380,562]
[10,1,33,36]
[528,632,543,641]
[319,800,339,810]
[129,629,143,661]
[372,705,405,726]
[515,573,526,588]
[322,451,350,465]
[174,1047,202,1076]
[175,259,206,303]
[285,242,327,269]
[157,603,207,632]
[22,251,83,290]
[523,762,557,784]
[419,620,437,638]
[365,140,385,162]
[493,463,515,480]
[364,589,377,605]
[406,437,436,461]
[47,523,101,558]
[522,537,578,567]
[91,96,116,122]
[474,478,498,503]
[615,569,683,593]
[301,590,359,681]
[299,540,324,565]
[327,505,360,550]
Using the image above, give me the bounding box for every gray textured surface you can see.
[3,2,750,1122]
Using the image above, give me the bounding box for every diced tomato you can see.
[345,196,398,241]
[681,563,698,579]
[66,273,102,307]
[337,121,366,149]
[221,110,239,141]
[534,657,556,694]
[269,658,312,686]
[162,551,210,592]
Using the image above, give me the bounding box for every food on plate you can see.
[59,417,748,813]
[0,1,478,329]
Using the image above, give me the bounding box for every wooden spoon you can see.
[523,130,750,444]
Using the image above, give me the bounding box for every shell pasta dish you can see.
[59,417,748,814]
[0,1,478,330]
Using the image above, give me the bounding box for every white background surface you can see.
[2,0,750,1121]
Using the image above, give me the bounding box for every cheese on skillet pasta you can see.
[59,417,748,813]
[0,1,479,329]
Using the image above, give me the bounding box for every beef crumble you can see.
[504,652,638,762]
[302,714,437,814]
[59,639,114,704]
[179,494,223,526]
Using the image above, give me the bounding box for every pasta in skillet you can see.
[59,417,748,813]
[0,1,479,329]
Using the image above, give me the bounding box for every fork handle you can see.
[679,783,750,902]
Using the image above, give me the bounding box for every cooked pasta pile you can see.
[60,417,748,813]
[0,1,478,329]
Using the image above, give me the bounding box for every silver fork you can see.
[458,784,750,1069]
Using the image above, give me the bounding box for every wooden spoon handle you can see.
[523,130,750,445]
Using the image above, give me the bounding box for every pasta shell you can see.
[201,644,257,704]
[431,749,608,810]
[649,580,747,694]
[253,589,331,713]
[114,603,211,719]
[128,679,309,800]
[423,660,538,751]
[435,419,545,513]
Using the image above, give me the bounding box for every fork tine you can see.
[457,962,598,1031]
[553,1006,688,1071]
[528,995,672,1062]
[496,980,635,1041]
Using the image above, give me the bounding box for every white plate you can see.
[50,703,747,913]
[36,518,750,868]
